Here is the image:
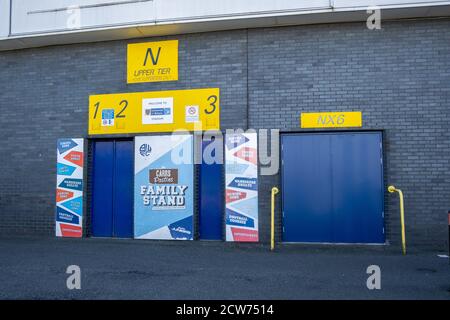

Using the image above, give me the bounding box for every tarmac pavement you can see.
[0,237,448,300]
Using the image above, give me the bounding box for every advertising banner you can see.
[225,133,259,242]
[134,135,194,240]
[88,88,220,135]
[56,139,84,237]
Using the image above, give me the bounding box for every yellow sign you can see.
[127,40,178,83]
[301,112,362,128]
[88,88,220,135]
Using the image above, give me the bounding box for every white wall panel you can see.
[155,0,330,22]
[334,0,448,8]
[8,0,450,35]
[11,0,155,35]
[0,0,10,38]
[1,0,449,50]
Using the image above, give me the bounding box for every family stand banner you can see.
[134,135,194,240]
[56,139,84,237]
[225,132,259,242]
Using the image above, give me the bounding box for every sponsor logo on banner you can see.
[168,216,193,240]
[57,163,76,176]
[60,196,83,216]
[57,139,78,154]
[149,169,178,184]
[139,144,152,157]
[226,189,247,203]
[231,227,259,242]
[56,139,83,238]
[228,177,257,191]
[134,135,194,240]
[64,151,83,167]
[225,134,249,150]
[234,147,257,165]
[56,206,80,225]
[59,223,82,237]
[56,189,74,203]
[58,178,83,191]
[225,163,249,175]
[226,209,255,228]
[225,133,259,242]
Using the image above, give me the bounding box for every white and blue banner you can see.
[134,135,194,240]
[225,132,259,242]
[56,138,84,238]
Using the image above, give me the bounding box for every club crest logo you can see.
[139,144,152,157]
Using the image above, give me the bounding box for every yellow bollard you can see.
[388,185,406,255]
[271,187,279,251]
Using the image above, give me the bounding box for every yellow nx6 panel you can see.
[88,88,220,135]
[301,111,362,128]
[127,40,178,83]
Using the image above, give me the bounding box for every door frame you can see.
[280,130,386,244]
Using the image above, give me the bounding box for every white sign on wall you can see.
[142,97,174,124]
[185,105,199,123]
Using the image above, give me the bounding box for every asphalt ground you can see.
[0,237,448,300]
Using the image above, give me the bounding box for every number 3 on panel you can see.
[205,95,217,114]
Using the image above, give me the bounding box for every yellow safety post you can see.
[388,185,406,255]
[271,187,279,251]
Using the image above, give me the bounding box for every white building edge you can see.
[1,0,450,51]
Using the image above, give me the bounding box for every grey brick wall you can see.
[249,20,450,248]
[0,30,248,237]
[0,19,449,249]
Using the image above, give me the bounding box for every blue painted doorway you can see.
[91,140,133,238]
[281,132,384,243]
[199,137,223,240]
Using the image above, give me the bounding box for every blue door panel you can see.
[92,141,114,237]
[282,132,384,244]
[282,134,333,242]
[330,133,384,243]
[113,141,134,238]
[199,138,223,240]
[91,140,133,238]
